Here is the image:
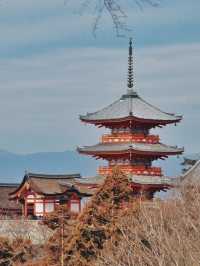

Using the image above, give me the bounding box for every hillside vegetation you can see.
[1,170,200,266]
[46,169,200,266]
[96,185,200,266]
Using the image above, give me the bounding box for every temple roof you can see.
[10,172,97,198]
[75,176,105,185]
[24,172,81,179]
[0,184,21,209]
[75,174,172,189]
[80,90,182,125]
[78,142,184,156]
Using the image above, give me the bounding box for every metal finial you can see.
[127,38,134,89]
[129,38,132,56]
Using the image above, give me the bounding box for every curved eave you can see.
[9,175,28,198]
[80,115,182,128]
[77,147,184,157]
[131,181,173,189]
[10,179,92,199]
[131,175,173,185]
[40,188,92,197]
[131,182,171,190]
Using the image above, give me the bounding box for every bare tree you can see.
[76,0,160,36]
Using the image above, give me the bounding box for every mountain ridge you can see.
[0,150,196,183]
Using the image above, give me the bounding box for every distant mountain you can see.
[0,149,197,184]
[0,150,101,183]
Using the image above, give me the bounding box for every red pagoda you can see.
[78,39,184,198]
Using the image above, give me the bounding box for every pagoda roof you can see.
[75,176,105,185]
[75,175,172,192]
[79,174,172,186]
[131,175,173,186]
[78,142,184,157]
[80,90,182,126]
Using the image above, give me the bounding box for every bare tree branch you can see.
[76,0,161,36]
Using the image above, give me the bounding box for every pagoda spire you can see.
[127,38,134,90]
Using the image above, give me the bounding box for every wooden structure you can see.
[9,172,99,217]
[78,39,184,198]
[0,183,21,217]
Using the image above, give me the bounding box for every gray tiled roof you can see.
[130,175,173,185]
[80,91,182,122]
[75,176,105,185]
[26,172,81,179]
[73,174,172,186]
[78,142,184,155]
[10,172,83,197]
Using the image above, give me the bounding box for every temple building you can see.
[78,39,184,198]
[6,40,184,216]
[0,183,21,217]
[9,172,99,217]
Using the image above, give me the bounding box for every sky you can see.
[0,0,199,155]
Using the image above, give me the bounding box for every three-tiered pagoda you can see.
[78,39,184,198]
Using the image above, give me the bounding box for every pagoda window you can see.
[117,159,123,165]
[112,128,118,134]
[110,160,115,165]
[145,161,151,167]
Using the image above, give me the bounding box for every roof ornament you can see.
[127,38,134,92]
[127,38,137,114]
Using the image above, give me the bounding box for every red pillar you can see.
[24,199,27,218]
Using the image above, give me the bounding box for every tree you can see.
[77,0,160,36]
[181,156,199,173]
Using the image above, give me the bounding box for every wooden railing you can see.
[101,133,159,144]
[98,165,162,176]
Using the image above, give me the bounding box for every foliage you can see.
[1,170,200,266]
[63,168,138,266]
[41,205,78,266]
[96,185,200,266]
[181,157,198,173]
[0,237,40,266]
[42,205,72,230]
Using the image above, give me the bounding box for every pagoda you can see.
[78,39,184,198]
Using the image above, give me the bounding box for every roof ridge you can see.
[27,172,81,179]
[0,183,19,187]
[139,95,182,119]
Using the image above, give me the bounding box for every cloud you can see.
[0,0,200,58]
[0,42,199,154]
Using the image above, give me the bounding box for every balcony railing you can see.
[101,133,159,144]
[98,165,162,176]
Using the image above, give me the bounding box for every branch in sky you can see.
[78,0,161,36]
